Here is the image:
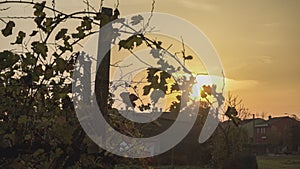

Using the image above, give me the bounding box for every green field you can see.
[115,155,300,169]
[257,155,300,169]
[115,165,211,169]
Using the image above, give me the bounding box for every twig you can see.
[43,10,101,43]
[115,0,119,9]
[0,1,99,17]
[128,49,152,67]
[143,0,155,32]
[110,60,132,68]
[0,7,10,11]
[140,34,192,74]
[100,0,104,12]
[0,16,35,19]
[0,1,65,16]
[0,17,6,24]
[52,0,56,17]
[83,0,97,12]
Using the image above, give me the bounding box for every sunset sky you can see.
[1,0,299,117]
[93,0,300,117]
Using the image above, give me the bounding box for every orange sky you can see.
[0,0,299,117]
[113,0,300,117]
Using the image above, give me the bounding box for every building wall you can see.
[242,116,300,154]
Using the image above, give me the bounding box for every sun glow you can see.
[190,75,226,100]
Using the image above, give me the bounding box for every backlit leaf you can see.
[171,84,179,92]
[44,67,53,80]
[130,15,143,26]
[11,31,26,45]
[23,53,37,65]
[185,55,193,60]
[29,30,39,36]
[1,21,15,37]
[201,90,207,98]
[31,41,48,59]
[43,18,53,32]
[143,85,152,95]
[55,28,68,40]
[202,85,212,95]
[118,35,143,50]
[33,1,46,17]
[0,50,19,70]
[34,65,43,76]
[82,17,92,30]
[55,58,65,73]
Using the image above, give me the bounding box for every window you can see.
[260,127,266,134]
[257,127,266,134]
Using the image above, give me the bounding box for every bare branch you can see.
[0,16,35,19]
[52,0,56,16]
[140,34,192,74]
[115,0,120,9]
[128,49,152,67]
[0,1,99,16]
[83,0,97,12]
[0,7,10,11]
[0,1,64,16]
[143,0,155,32]
[0,17,6,24]
[110,60,132,68]
[100,0,104,12]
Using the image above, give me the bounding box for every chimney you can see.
[268,115,272,120]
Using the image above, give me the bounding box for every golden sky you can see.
[1,0,299,117]
[114,0,300,117]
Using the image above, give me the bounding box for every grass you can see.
[115,165,210,169]
[151,166,209,169]
[115,155,300,169]
[115,166,208,169]
[257,155,300,169]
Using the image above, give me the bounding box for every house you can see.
[135,106,211,166]
[242,115,300,154]
[242,117,270,144]
[267,116,300,153]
